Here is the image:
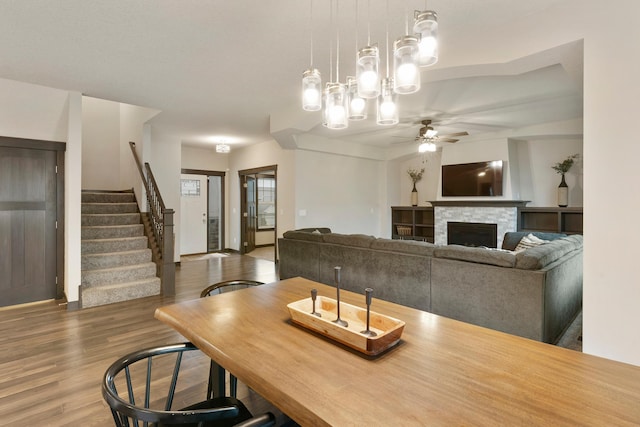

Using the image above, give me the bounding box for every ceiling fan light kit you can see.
[300,0,439,131]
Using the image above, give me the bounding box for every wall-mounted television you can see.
[441,160,504,197]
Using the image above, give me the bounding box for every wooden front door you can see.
[0,146,58,306]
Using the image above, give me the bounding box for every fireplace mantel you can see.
[429,200,530,208]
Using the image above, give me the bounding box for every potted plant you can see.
[407,168,425,206]
[552,154,579,207]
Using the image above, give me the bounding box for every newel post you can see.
[162,208,176,296]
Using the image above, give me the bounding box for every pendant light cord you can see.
[309,0,313,68]
[367,0,371,46]
[385,0,390,77]
[355,0,359,52]
[329,0,333,82]
[336,0,340,82]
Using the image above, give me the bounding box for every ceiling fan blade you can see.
[438,131,469,138]
[440,138,459,143]
[390,138,418,145]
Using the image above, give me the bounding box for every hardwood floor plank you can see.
[0,253,279,426]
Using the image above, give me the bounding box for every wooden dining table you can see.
[154,277,640,426]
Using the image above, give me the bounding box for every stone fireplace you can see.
[431,201,528,248]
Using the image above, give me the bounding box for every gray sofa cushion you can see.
[322,233,375,248]
[294,227,332,234]
[502,231,567,251]
[282,230,326,242]
[515,237,578,270]
[434,244,516,268]
[370,238,436,256]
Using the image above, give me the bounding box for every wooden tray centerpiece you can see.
[287,295,405,356]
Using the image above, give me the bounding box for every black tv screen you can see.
[442,161,504,197]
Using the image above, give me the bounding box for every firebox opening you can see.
[447,222,498,248]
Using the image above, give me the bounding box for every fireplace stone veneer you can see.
[432,201,525,248]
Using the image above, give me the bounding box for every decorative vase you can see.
[411,182,418,206]
[557,173,568,207]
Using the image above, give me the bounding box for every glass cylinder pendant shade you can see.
[413,10,438,67]
[321,85,329,127]
[302,68,322,111]
[377,78,399,125]
[325,82,349,129]
[347,76,367,120]
[356,46,380,99]
[393,35,420,94]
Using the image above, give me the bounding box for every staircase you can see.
[80,190,160,308]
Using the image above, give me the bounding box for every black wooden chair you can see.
[200,280,265,399]
[102,342,275,427]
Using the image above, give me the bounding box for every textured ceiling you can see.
[0,0,582,150]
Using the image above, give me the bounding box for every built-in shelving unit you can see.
[517,207,583,234]
[391,206,435,242]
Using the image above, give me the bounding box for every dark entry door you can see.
[0,146,58,306]
[245,175,256,254]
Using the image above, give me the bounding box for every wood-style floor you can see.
[0,252,280,427]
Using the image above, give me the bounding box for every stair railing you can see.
[129,141,175,295]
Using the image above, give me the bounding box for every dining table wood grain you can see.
[154,277,640,426]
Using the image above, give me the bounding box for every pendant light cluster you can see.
[301,0,439,130]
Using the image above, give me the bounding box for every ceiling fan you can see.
[415,119,469,152]
[394,119,469,152]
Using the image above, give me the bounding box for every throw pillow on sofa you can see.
[514,233,549,252]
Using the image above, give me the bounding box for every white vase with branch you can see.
[407,168,424,206]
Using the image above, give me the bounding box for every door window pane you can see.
[257,177,275,229]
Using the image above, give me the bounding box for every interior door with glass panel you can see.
[244,175,256,253]
[180,174,207,255]
[207,175,223,252]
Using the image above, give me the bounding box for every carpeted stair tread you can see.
[81,202,139,214]
[81,262,157,287]
[81,224,144,239]
[82,213,141,226]
[81,236,148,254]
[81,191,136,203]
[80,277,161,308]
[82,248,152,270]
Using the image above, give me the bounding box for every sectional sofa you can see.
[278,228,583,344]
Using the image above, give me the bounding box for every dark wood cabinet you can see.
[391,206,435,242]
[517,207,583,234]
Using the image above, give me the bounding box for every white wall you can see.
[82,97,120,189]
[65,92,83,304]
[150,130,182,262]
[227,139,295,251]
[295,150,382,235]
[120,103,160,194]
[519,138,583,207]
[0,77,69,141]
[398,151,442,207]
[181,145,230,172]
[581,1,640,365]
